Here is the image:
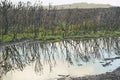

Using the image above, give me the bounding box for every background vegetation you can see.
[46,2,111,9]
[0,0,120,42]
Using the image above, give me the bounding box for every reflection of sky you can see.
[3,57,120,80]
[3,60,105,80]
[103,59,120,72]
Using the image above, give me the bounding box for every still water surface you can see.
[0,37,120,80]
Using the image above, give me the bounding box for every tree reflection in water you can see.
[0,37,120,79]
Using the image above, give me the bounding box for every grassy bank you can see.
[0,31,120,43]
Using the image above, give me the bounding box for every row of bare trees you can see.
[0,0,120,41]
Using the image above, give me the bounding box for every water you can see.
[0,37,120,80]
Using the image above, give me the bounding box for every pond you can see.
[0,37,120,80]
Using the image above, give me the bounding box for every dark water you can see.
[0,37,120,80]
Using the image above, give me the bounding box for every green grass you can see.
[37,35,63,41]
[17,33,34,40]
[67,31,120,39]
[2,34,13,42]
[0,31,120,43]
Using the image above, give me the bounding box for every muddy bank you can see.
[58,67,120,80]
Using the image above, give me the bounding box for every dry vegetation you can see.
[0,0,120,42]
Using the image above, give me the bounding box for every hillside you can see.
[45,3,112,9]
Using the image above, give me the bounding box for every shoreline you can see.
[0,35,120,47]
[58,67,120,80]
